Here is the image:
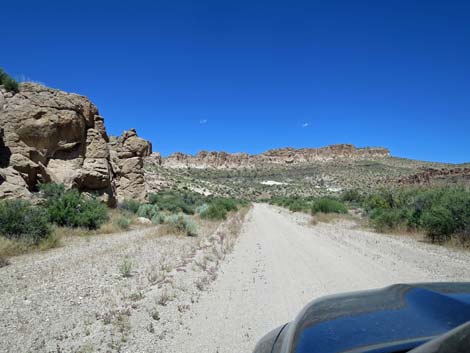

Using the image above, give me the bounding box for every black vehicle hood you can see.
[276,283,470,353]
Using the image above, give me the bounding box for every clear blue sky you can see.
[2,1,469,163]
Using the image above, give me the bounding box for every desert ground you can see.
[2,204,470,353]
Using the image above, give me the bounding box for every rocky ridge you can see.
[397,167,470,185]
[163,144,390,169]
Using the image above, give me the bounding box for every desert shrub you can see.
[363,187,470,241]
[164,214,198,236]
[312,198,348,214]
[369,208,411,232]
[149,191,199,214]
[270,196,313,213]
[341,189,365,204]
[151,213,165,225]
[195,203,209,215]
[120,199,142,214]
[0,68,19,93]
[213,198,238,212]
[137,204,159,219]
[288,200,310,213]
[119,257,133,278]
[363,194,390,212]
[200,204,228,220]
[3,77,19,93]
[116,217,132,230]
[421,207,456,241]
[199,198,239,220]
[0,200,51,243]
[40,184,108,230]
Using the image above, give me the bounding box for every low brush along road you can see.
[167,203,470,353]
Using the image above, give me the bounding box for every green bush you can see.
[341,189,365,204]
[312,198,348,214]
[137,204,159,219]
[213,198,238,212]
[199,198,240,220]
[421,207,456,240]
[151,213,165,225]
[370,208,411,232]
[0,68,19,93]
[363,194,390,212]
[120,199,142,214]
[116,217,132,230]
[200,204,228,220]
[164,214,198,236]
[0,200,50,243]
[195,203,209,215]
[40,184,108,230]
[149,191,199,214]
[363,187,470,241]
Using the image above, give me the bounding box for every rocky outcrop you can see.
[0,83,155,204]
[163,151,252,169]
[108,129,152,201]
[0,83,116,203]
[163,144,390,169]
[397,167,470,185]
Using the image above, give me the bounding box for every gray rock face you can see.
[0,83,120,204]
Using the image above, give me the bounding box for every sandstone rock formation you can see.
[163,144,390,169]
[108,129,152,201]
[0,83,154,204]
[397,167,470,185]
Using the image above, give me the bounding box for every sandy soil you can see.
[0,210,247,353]
[1,204,470,353]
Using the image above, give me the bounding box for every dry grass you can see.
[0,209,144,259]
[310,212,353,225]
[0,230,63,259]
[0,255,10,268]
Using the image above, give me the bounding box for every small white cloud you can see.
[302,122,309,128]
[200,119,208,124]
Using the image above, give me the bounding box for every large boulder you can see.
[0,83,116,205]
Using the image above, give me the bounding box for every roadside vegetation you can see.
[0,183,247,261]
[269,196,347,215]
[270,185,470,247]
[361,187,470,245]
[0,67,19,93]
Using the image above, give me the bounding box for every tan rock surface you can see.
[163,144,391,169]
[0,83,115,203]
[108,129,152,201]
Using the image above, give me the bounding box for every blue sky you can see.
[2,0,469,163]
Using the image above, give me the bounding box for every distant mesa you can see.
[163,144,391,169]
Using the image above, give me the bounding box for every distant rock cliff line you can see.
[162,144,391,169]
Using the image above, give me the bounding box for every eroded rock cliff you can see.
[163,144,390,169]
[0,83,153,204]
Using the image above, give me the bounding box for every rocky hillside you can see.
[0,83,156,204]
[163,144,390,169]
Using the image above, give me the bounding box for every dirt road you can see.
[166,203,470,353]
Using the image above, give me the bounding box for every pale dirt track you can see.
[166,203,470,353]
